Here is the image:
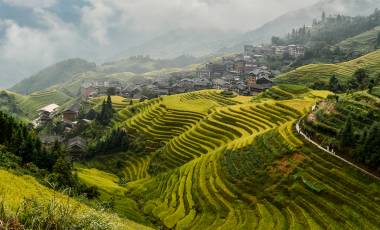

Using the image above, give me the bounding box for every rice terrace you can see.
[1,0,380,229]
[76,88,380,229]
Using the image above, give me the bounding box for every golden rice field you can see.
[78,89,380,229]
[275,49,380,86]
[0,169,152,230]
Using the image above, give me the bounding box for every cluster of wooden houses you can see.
[80,70,274,100]
[244,44,306,59]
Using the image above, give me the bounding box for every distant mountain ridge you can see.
[112,0,380,59]
[10,58,96,95]
[114,28,240,60]
[227,0,380,51]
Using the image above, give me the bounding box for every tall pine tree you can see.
[339,115,355,148]
[362,123,380,169]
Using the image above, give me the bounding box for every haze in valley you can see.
[0,0,377,88]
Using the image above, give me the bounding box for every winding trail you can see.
[296,119,380,182]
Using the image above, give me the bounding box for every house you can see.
[194,78,211,90]
[288,45,305,58]
[244,64,256,73]
[212,79,227,89]
[250,84,273,93]
[222,58,235,72]
[67,137,87,160]
[37,104,59,125]
[41,135,64,146]
[196,67,211,78]
[245,76,257,87]
[256,76,273,85]
[170,83,188,94]
[81,82,97,98]
[273,46,288,56]
[234,60,246,75]
[205,63,225,78]
[63,104,80,123]
[250,69,272,79]
[244,45,254,56]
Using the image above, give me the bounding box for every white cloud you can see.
[1,0,58,8]
[81,0,115,45]
[81,0,319,34]
[0,10,91,88]
[0,0,322,88]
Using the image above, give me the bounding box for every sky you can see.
[0,0,320,88]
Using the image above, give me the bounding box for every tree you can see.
[271,36,283,46]
[322,11,326,23]
[107,87,117,96]
[362,123,380,169]
[86,109,97,120]
[339,116,355,148]
[353,68,369,86]
[376,32,380,49]
[96,96,113,125]
[329,75,341,93]
[369,79,375,93]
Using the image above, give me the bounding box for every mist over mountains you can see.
[0,0,379,88]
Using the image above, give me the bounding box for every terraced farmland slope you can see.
[78,89,380,229]
[1,89,75,119]
[80,89,380,229]
[275,49,380,86]
[337,26,380,54]
[0,169,152,230]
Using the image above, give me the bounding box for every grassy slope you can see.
[0,169,152,230]
[275,49,380,86]
[2,89,76,120]
[337,26,380,53]
[77,88,380,229]
[11,59,96,95]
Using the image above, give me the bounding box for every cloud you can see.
[82,0,319,33]
[1,0,58,8]
[0,0,322,88]
[0,9,89,88]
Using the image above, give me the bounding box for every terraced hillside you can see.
[337,26,380,54]
[0,169,152,230]
[77,88,380,229]
[17,89,74,118]
[275,49,380,86]
[303,90,380,170]
[0,89,75,119]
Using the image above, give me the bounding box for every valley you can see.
[1,0,380,229]
[76,89,380,229]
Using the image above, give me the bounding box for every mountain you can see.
[227,0,380,50]
[100,55,204,74]
[10,59,96,95]
[114,28,240,59]
[275,49,380,86]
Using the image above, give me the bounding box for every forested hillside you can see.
[272,9,380,65]
[229,0,380,51]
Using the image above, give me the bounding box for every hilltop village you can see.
[80,44,305,100]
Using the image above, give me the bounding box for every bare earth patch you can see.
[269,153,307,177]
